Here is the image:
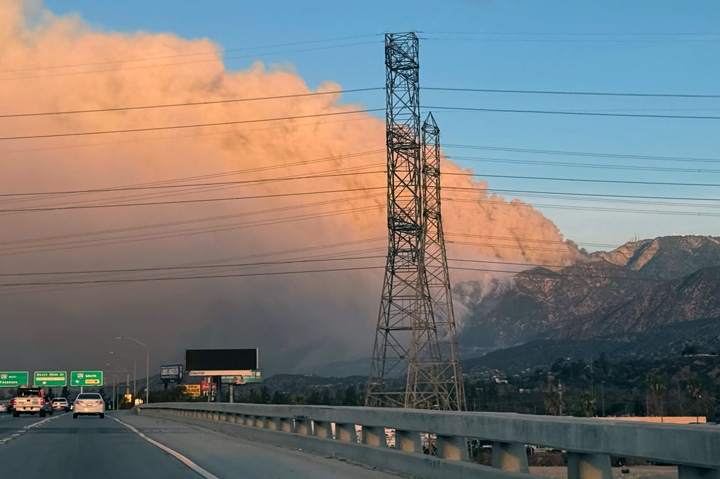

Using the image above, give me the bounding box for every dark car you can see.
[41,398,54,415]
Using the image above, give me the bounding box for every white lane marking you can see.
[0,414,59,445]
[110,415,220,479]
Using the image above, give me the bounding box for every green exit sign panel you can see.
[34,371,67,387]
[0,372,29,387]
[71,371,103,387]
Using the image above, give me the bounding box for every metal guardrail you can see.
[138,403,720,479]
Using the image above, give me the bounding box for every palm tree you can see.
[578,391,596,418]
[646,373,666,422]
[544,390,562,416]
[686,377,702,423]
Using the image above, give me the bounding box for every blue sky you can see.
[42,0,720,248]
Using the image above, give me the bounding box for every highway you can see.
[0,411,402,479]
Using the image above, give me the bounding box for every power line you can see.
[443,143,720,164]
[0,108,384,142]
[0,239,387,298]
[443,171,720,187]
[0,170,384,198]
[0,193,384,249]
[0,265,384,287]
[0,150,384,209]
[0,187,385,213]
[445,186,720,202]
[424,86,720,99]
[445,154,720,174]
[0,88,383,119]
[449,266,664,282]
[0,255,386,277]
[0,40,381,82]
[426,105,720,121]
[0,203,385,256]
[445,197,720,217]
[445,232,618,249]
[0,34,381,74]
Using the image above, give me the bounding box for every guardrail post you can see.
[314,421,332,439]
[243,415,254,426]
[254,416,267,428]
[295,417,310,435]
[362,426,387,447]
[336,423,357,443]
[491,442,529,473]
[437,435,469,461]
[280,418,294,433]
[679,466,720,479]
[266,417,280,430]
[395,430,422,453]
[567,452,612,479]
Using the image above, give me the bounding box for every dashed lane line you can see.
[109,415,220,479]
[0,414,60,445]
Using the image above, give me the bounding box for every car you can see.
[12,386,46,417]
[73,393,105,418]
[51,398,70,412]
[0,403,6,414]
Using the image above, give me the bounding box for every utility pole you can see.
[366,32,464,410]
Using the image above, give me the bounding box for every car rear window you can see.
[16,389,42,397]
[52,398,66,402]
[77,393,102,400]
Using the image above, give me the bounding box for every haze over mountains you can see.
[457,235,720,373]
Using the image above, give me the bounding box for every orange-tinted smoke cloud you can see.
[0,0,579,372]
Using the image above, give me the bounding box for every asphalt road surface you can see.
[0,410,402,479]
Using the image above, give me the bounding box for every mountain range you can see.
[457,235,720,373]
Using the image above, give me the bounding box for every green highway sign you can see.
[34,371,67,387]
[71,371,103,387]
[0,371,29,387]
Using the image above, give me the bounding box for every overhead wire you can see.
[0,88,383,119]
[0,108,384,142]
[424,86,720,99]
[0,34,381,74]
[0,40,381,82]
[425,105,720,121]
[443,143,720,164]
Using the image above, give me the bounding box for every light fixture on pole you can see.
[116,336,150,404]
[110,351,136,400]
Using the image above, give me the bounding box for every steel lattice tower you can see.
[420,112,466,411]
[366,32,465,410]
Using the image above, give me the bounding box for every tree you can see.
[342,385,359,406]
[61,386,70,398]
[686,377,702,423]
[646,373,666,421]
[577,391,596,418]
[543,390,563,416]
[46,388,55,400]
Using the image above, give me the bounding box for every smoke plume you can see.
[0,0,578,375]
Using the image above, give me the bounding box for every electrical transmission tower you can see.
[366,32,465,410]
[421,112,466,411]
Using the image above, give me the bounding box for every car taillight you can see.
[96,401,103,405]
[12,399,16,405]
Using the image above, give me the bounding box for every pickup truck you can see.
[12,386,46,417]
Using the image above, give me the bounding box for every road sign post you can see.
[0,372,29,387]
[34,371,67,387]
[71,371,103,387]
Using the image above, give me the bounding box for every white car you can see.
[72,393,105,418]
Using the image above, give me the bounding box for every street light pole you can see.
[110,352,136,401]
[117,336,150,404]
[107,363,130,410]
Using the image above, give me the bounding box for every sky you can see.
[40,0,720,245]
[2,0,720,379]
